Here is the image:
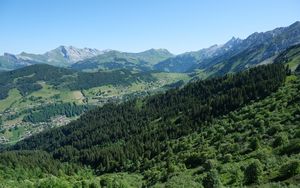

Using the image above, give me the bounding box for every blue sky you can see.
[0,0,299,55]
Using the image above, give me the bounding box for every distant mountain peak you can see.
[3,53,18,61]
[289,21,300,28]
[224,36,242,47]
[3,52,15,57]
[229,36,241,42]
[45,45,105,63]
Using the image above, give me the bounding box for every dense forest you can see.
[22,103,94,123]
[2,63,297,187]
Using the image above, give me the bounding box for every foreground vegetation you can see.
[0,64,298,187]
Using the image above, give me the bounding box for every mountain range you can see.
[155,21,300,77]
[0,46,174,71]
[1,21,300,76]
[0,21,300,75]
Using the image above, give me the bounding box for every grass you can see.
[29,82,60,98]
[193,69,210,79]
[287,56,300,71]
[152,72,190,83]
[0,89,22,112]
[4,115,24,126]
[286,74,298,83]
[59,90,84,104]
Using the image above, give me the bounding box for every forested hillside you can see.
[0,64,155,100]
[2,63,297,187]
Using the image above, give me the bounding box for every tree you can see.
[244,160,263,185]
[273,133,288,147]
[203,170,222,188]
[295,64,300,72]
[249,138,260,151]
[279,160,300,179]
[285,65,292,75]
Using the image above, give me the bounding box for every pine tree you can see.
[203,170,222,188]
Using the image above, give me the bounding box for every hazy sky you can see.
[0,0,299,55]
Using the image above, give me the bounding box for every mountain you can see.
[43,45,105,64]
[4,63,300,187]
[0,46,106,70]
[154,21,300,77]
[0,53,39,71]
[71,48,174,71]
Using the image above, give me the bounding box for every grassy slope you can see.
[0,89,22,112]
[273,44,300,72]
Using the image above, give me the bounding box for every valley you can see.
[0,19,300,188]
[0,66,190,144]
[1,63,300,187]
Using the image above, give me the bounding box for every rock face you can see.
[0,46,108,70]
[44,46,105,63]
